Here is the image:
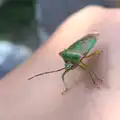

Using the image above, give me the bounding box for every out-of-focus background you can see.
[0,0,119,79]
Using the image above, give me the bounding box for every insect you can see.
[28,32,103,94]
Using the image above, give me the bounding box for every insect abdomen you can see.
[60,50,80,63]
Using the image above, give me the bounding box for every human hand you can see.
[0,6,120,120]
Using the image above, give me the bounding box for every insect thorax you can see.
[59,50,81,64]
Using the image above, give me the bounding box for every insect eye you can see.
[65,63,73,69]
[83,52,88,56]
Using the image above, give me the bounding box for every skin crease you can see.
[0,5,120,120]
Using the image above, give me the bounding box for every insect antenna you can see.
[28,67,65,80]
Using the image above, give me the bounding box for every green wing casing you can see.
[59,49,81,63]
[59,33,98,64]
[68,33,97,53]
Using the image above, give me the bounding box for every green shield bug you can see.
[28,32,103,94]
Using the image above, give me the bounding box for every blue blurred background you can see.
[0,0,118,78]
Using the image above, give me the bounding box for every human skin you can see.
[0,6,120,120]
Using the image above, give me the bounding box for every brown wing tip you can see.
[86,31,100,40]
[91,31,100,37]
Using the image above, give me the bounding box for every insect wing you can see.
[67,34,98,55]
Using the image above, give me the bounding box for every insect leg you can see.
[79,64,87,70]
[79,63,100,87]
[61,69,71,95]
[85,50,102,58]
[81,62,88,69]
[81,61,103,83]
[92,71,103,83]
[79,61,89,71]
[88,72,98,86]
[79,64,97,86]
